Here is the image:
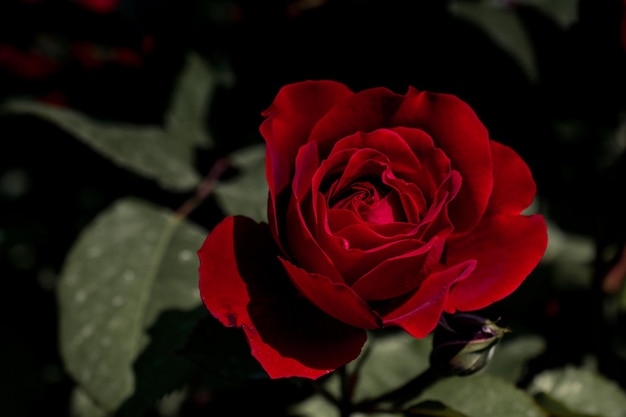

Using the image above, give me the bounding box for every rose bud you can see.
[198,80,548,379]
[429,313,509,376]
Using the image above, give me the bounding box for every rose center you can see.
[330,180,406,224]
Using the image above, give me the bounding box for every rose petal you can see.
[279,257,382,329]
[392,89,493,233]
[261,80,353,236]
[414,170,461,241]
[330,130,425,185]
[329,210,421,245]
[308,86,406,156]
[198,216,366,379]
[487,140,537,215]
[350,236,445,300]
[383,260,477,338]
[444,214,548,312]
[313,193,432,284]
[286,191,344,281]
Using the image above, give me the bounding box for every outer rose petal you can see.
[444,214,548,312]
[486,140,537,215]
[383,260,476,338]
[308,86,406,157]
[260,80,353,205]
[279,257,382,329]
[198,216,366,379]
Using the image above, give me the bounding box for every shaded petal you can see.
[329,129,426,187]
[286,191,343,281]
[198,216,366,379]
[280,257,382,329]
[261,81,353,236]
[383,260,476,338]
[392,89,493,233]
[444,214,548,312]
[308,86,406,156]
[487,140,537,215]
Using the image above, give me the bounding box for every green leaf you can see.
[57,198,207,413]
[114,308,209,417]
[448,0,537,82]
[533,392,598,417]
[164,51,215,148]
[542,220,595,290]
[527,365,626,417]
[404,400,470,417]
[2,102,201,192]
[288,393,340,417]
[352,330,433,403]
[179,313,268,387]
[415,374,545,417]
[214,144,269,222]
[485,334,546,383]
[70,387,108,417]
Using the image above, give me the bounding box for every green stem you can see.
[354,367,442,412]
[339,366,353,417]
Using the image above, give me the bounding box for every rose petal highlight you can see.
[486,140,537,215]
[444,214,548,312]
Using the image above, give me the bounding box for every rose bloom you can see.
[198,80,548,379]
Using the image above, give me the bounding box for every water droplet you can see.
[122,270,135,282]
[178,249,193,262]
[75,289,87,304]
[87,246,103,258]
[80,324,94,338]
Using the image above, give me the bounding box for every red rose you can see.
[198,80,548,379]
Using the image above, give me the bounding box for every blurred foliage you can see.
[1,0,626,416]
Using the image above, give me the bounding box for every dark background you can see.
[1,0,626,416]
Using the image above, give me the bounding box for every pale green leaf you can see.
[288,392,340,417]
[57,198,207,413]
[351,331,433,403]
[214,143,268,222]
[3,101,201,192]
[527,365,626,417]
[404,400,470,417]
[165,51,215,148]
[70,387,107,417]
[415,373,545,417]
[486,334,546,383]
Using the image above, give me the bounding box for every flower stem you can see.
[175,156,230,219]
[354,367,442,412]
[339,366,353,417]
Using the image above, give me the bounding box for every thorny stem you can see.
[175,156,230,219]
